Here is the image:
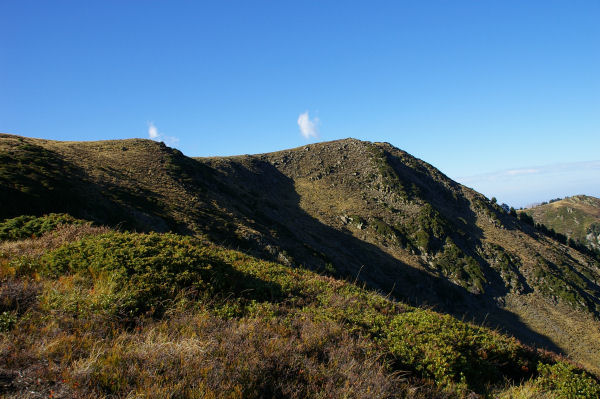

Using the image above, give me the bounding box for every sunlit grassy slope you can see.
[1,215,599,398]
[525,195,600,250]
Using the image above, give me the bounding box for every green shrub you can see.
[518,212,535,226]
[415,229,431,252]
[416,204,451,240]
[535,362,600,398]
[434,239,486,291]
[7,256,42,278]
[41,232,283,317]
[371,218,396,238]
[410,204,453,253]
[385,310,533,391]
[0,213,85,241]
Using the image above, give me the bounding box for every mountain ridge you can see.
[2,133,600,374]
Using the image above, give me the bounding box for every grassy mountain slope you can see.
[1,215,599,398]
[524,195,600,250]
[2,133,600,375]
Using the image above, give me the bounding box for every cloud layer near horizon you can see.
[456,161,600,207]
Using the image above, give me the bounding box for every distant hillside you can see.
[2,133,600,375]
[524,195,600,251]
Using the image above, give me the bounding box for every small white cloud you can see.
[148,122,160,139]
[147,122,179,146]
[297,111,319,139]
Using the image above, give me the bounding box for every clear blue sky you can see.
[1,1,599,207]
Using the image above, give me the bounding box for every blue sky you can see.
[1,1,599,207]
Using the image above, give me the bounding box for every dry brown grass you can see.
[1,305,454,399]
[0,278,41,314]
[65,311,454,399]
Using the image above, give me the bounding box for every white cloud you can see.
[147,122,179,146]
[297,111,319,139]
[148,122,160,139]
[505,168,540,176]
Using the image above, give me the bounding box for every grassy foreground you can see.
[1,215,599,398]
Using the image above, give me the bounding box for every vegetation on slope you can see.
[0,213,85,241]
[0,138,84,220]
[1,215,600,398]
[3,134,600,376]
[525,195,600,251]
[0,135,179,232]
